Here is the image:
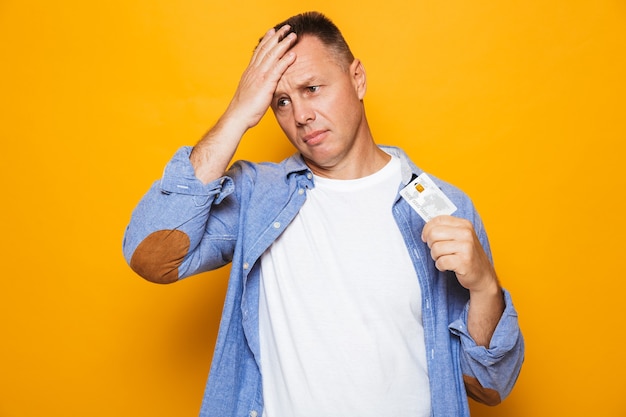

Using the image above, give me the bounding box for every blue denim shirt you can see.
[123,145,524,417]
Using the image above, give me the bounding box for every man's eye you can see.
[307,86,320,93]
[277,98,291,107]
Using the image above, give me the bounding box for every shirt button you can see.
[298,188,304,195]
[273,222,281,229]
[243,262,249,270]
[249,411,258,417]
[306,173,313,179]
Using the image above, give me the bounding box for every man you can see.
[123,11,523,417]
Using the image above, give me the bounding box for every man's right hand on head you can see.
[226,25,298,130]
[189,25,297,185]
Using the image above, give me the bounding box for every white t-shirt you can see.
[259,156,431,417]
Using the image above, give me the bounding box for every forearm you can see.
[467,277,505,347]
[190,25,298,185]
[190,111,249,185]
[422,215,505,347]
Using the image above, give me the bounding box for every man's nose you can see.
[293,100,315,126]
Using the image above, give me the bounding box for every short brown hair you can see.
[269,11,355,69]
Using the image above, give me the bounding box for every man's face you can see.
[271,36,368,177]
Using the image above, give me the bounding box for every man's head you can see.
[265,13,376,179]
[269,11,355,71]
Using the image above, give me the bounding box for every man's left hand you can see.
[421,215,497,292]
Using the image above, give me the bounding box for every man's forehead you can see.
[274,72,319,97]
[274,37,340,93]
[275,61,323,93]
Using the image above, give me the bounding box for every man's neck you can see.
[307,142,391,180]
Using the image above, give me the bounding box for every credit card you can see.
[400,173,457,222]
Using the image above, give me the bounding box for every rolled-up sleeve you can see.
[449,289,525,405]
[122,146,238,283]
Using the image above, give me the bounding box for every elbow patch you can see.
[130,230,190,284]
[463,375,501,406]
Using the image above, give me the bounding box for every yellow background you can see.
[1,1,625,416]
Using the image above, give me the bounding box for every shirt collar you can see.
[281,145,423,186]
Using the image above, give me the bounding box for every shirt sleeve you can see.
[122,146,238,283]
[448,288,525,405]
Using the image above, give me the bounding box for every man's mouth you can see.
[302,130,328,145]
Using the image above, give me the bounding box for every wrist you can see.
[469,274,500,296]
[468,273,503,307]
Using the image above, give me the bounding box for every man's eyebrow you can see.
[273,76,320,97]
[298,75,318,85]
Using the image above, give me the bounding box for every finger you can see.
[422,224,465,249]
[422,217,473,245]
[429,239,469,261]
[251,34,297,76]
[433,253,458,273]
[255,26,283,54]
[252,25,295,65]
[421,215,452,242]
[270,48,297,80]
[424,215,471,233]
[251,35,297,89]
[430,241,475,274]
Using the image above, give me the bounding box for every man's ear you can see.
[350,59,367,100]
